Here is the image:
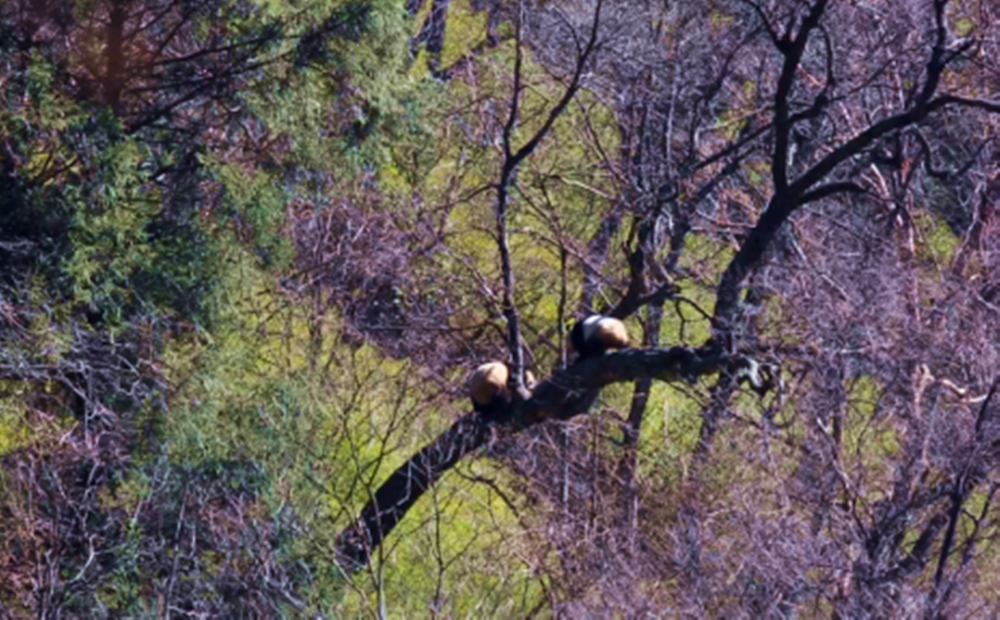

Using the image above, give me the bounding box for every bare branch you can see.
[772,0,829,194]
[738,0,780,47]
[796,182,866,206]
[495,0,605,394]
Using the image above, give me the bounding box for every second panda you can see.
[568,314,630,360]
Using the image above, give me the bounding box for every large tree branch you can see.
[712,0,981,346]
[772,0,829,194]
[334,345,765,570]
[713,94,1000,348]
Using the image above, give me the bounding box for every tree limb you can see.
[796,182,866,206]
[334,345,762,570]
[934,380,998,590]
[713,60,1000,349]
[772,0,829,195]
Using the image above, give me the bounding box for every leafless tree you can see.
[336,0,1000,616]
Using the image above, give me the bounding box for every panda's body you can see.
[569,315,629,359]
[469,362,536,416]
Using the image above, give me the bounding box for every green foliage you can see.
[833,375,900,511]
[0,386,33,456]
[440,0,489,68]
[98,520,145,613]
[355,462,543,617]
[913,209,959,268]
[248,0,433,173]
[1,55,220,329]
[156,262,541,614]
[953,15,974,37]
[0,0,430,612]
[212,160,293,269]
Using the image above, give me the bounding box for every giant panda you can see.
[568,314,630,360]
[469,362,536,416]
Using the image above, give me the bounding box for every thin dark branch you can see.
[933,379,997,590]
[772,0,829,195]
[796,182,866,206]
[931,94,1000,114]
[495,0,604,394]
[496,2,527,392]
[739,0,780,46]
[917,0,950,107]
[506,0,603,170]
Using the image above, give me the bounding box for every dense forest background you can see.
[1,0,999,616]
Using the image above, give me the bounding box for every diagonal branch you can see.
[738,0,780,47]
[772,0,829,195]
[504,0,603,172]
[334,345,763,570]
[713,75,1000,350]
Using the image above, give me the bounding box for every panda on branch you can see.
[569,314,630,361]
[469,362,536,418]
